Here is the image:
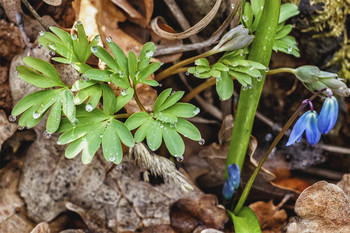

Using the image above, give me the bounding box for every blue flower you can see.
[222,164,240,200]
[286,110,321,146]
[317,96,338,134]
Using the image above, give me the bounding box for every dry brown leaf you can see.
[249,200,287,233]
[170,194,228,233]
[30,222,50,233]
[337,173,350,200]
[286,181,350,233]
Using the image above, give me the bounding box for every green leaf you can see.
[231,66,261,78]
[62,88,76,123]
[125,112,151,130]
[153,88,172,112]
[210,69,221,78]
[142,79,159,87]
[18,104,45,128]
[275,24,293,40]
[51,57,71,64]
[138,42,156,70]
[162,103,199,118]
[38,31,62,46]
[108,40,128,73]
[70,62,92,73]
[81,123,105,164]
[23,57,64,86]
[91,46,119,72]
[134,117,152,142]
[229,71,252,86]
[113,120,134,147]
[102,119,123,163]
[163,125,185,157]
[157,91,184,112]
[85,35,100,62]
[146,119,163,151]
[154,112,178,124]
[16,65,65,88]
[83,69,111,82]
[229,208,261,233]
[49,26,73,50]
[74,21,89,62]
[101,84,116,115]
[12,90,56,116]
[73,85,98,105]
[212,62,229,72]
[194,58,210,67]
[216,71,234,100]
[110,73,130,89]
[46,96,62,133]
[65,136,87,159]
[137,62,161,81]
[115,87,134,112]
[87,85,102,109]
[251,0,264,16]
[72,80,97,91]
[279,3,299,24]
[34,90,60,116]
[243,3,254,29]
[58,123,96,145]
[175,118,201,141]
[128,51,138,82]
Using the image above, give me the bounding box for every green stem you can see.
[268,67,295,75]
[155,50,215,81]
[225,1,281,177]
[114,113,130,119]
[233,88,326,214]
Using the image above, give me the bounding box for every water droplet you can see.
[195,59,201,65]
[171,90,176,95]
[264,67,269,72]
[249,66,254,71]
[106,36,112,42]
[37,44,43,49]
[81,75,88,82]
[240,50,244,56]
[170,122,176,128]
[158,83,163,87]
[100,134,103,138]
[248,84,254,89]
[194,71,200,77]
[39,31,45,36]
[49,43,56,51]
[17,125,24,130]
[109,156,115,162]
[145,50,154,58]
[287,46,293,53]
[72,118,79,126]
[185,71,190,76]
[231,3,235,9]
[76,21,82,26]
[71,34,77,40]
[260,6,264,10]
[33,112,41,119]
[91,46,98,53]
[242,15,249,22]
[216,76,222,82]
[43,130,51,139]
[257,75,263,82]
[242,85,248,91]
[160,62,164,66]
[121,89,128,96]
[85,104,93,112]
[224,67,229,71]
[95,35,101,42]
[49,51,56,57]
[199,138,205,145]
[8,115,16,122]
[193,107,200,115]
[119,71,125,77]
[265,133,273,142]
[115,164,123,171]
[262,46,267,51]
[232,62,238,67]
[176,155,184,162]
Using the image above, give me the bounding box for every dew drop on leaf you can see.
[249,84,254,89]
[288,46,293,53]
[49,43,57,51]
[91,46,98,53]
[199,138,205,145]
[257,75,263,82]
[71,34,77,40]
[43,130,51,139]
[176,155,184,162]
[145,51,154,58]
[170,122,176,128]
[106,36,112,42]
[121,89,128,96]
[39,31,44,36]
[33,112,41,119]
[193,107,200,115]
[85,104,93,112]
[242,86,248,91]
[76,21,82,26]
[109,156,115,162]
[8,115,16,122]
[249,66,254,71]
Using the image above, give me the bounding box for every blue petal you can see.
[227,164,240,189]
[305,112,321,146]
[286,111,310,146]
[222,179,235,200]
[318,97,338,134]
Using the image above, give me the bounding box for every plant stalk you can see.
[225,0,281,178]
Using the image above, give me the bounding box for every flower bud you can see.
[295,66,320,83]
[212,25,254,53]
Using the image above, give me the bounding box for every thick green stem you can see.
[225,0,281,178]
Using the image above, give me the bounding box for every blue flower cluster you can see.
[286,96,339,146]
[222,163,240,200]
